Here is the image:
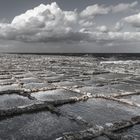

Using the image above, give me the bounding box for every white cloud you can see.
[88,31,140,42]
[12,2,78,32]
[111,1,138,13]
[95,21,124,33]
[96,25,108,33]
[0,2,109,42]
[114,22,124,31]
[79,20,94,28]
[80,4,110,18]
[79,1,138,19]
[124,13,140,27]
[0,2,80,42]
[0,2,140,44]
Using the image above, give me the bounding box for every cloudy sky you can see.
[0,0,140,53]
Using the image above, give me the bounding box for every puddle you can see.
[31,89,80,101]
[59,98,140,126]
[0,111,83,140]
[53,81,84,87]
[43,74,64,81]
[79,86,121,96]
[109,83,137,92]
[20,77,42,84]
[0,79,16,84]
[0,94,34,109]
[0,75,11,80]
[116,124,140,139]
[94,136,110,140]
[0,84,19,92]
[23,83,49,89]
[37,71,57,77]
[92,73,130,80]
[122,95,140,104]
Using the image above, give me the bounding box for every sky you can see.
[0,0,140,53]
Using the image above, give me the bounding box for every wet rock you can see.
[31,89,81,101]
[0,102,59,119]
[48,79,61,83]
[83,70,109,76]
[62,127,104,140]
[107,120,133,132]
[0,54,140,139]
[131,116,140,125]
[104,131,137,140]
[0,111,82,140]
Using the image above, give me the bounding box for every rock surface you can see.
[0,54,140,140]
